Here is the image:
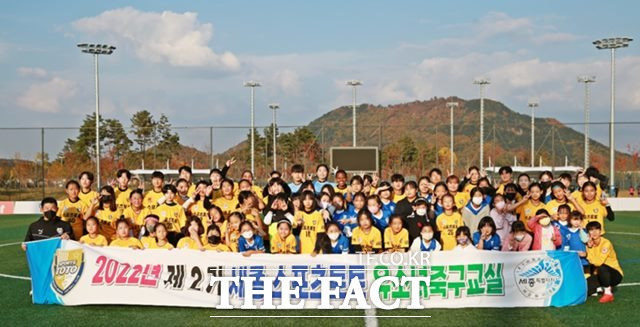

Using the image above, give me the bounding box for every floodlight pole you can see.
[528,99,539,167]
[473,78,490,170]
[593,37,633,196]
[244,81,261,175]
[578,76,596,168]
[346,80,362,147]
[446,102,459,174]
[77,43,116,189]
[269,103,279,170]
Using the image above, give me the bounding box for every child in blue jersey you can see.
[553,204,571,247]
[343,192,366,236]
[315,222,350,254]
[431,182,448,216]
[288,164,305,195]
[345,175,364,204]
[367,194,389,231]
[238,221,265,256]
[313,164,335,194]
[565,210,589,267]
[473,216,502,251]
[410,224,441,252]
[376,182,396,216]
[332,193,357,237]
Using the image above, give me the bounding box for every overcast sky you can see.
[0,1,638,161]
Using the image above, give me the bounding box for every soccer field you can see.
[1,214,639,327]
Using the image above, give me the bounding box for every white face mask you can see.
[321,202,330,209]
[416,208,427,216]
[421,232,433,240]
[495,201,505,210]
[472,197,483,206]
[515,234,525,242]
[328,233,340,241]
[242,231,254,239]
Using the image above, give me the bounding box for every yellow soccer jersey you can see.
[453,192,470,211]
[177,236,205,250]
[79,234,108,246]
[436,211,464,251]
[110,237,143,249]
[351,227,382,253]
[463,183,477,194]
[227,230,240,252]
[213,196,239,218]
[298,210,325,254]
[579,200,608,234]
[187,199,209,222]
[187,184,197,198]
[519,200,546,232]
[57,198,88,239]
[393,193,406,203]
[587,237,622,276]
[545,200,574,218]
[143,189,164,211]
[271,234,297,254]
[148,239,174,249]
[334,186,349,195]
[122,207,152,228]
[115,187,132,211]
[203,243,231,252]
[383,228,409,251]
[78,190,99,207]
[153,203,187,233]
[140,236,156,249]
[95,207,122,241]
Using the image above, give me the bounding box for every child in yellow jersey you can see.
[390,173,406,203]
[175,178,191,206]
[271,220,297,254]
[545,181,584,219]
[139,215,159,248]
[384,215,409,252]
[586,221,623,303]
[296,191,326,254]
[460,166,481,194]
[121,189,150,237]
[143,171,165,211]
[225,212,243,252]
[351,210,382,253]
[109,218,143,249]
[446,175,469,211]
[238,179,266,211]
[213,179,239,218]
[58,180,88,240]
[513,183,545,232]
[237,191,264,229]
[579,181,615,235]
[334,170,349,196]
[154,184,187,245]
[436,194,464,251]
[177,216,206,250]
[148,223,174,249]
[203,224,231,252]
[114,169,132,211]
[85,185,121,241]
[184,181,212,221]
[78,171,99,208]
[79,217,108,246]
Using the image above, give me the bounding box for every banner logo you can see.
[52,248,85,295]
[514,255,562,299]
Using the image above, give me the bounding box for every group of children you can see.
[48,162,622,303]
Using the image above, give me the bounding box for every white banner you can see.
[27,239,587,309]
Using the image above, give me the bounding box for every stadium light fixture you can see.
[528,99,540,167]
[577,75,596,168]
[77,43,116,189]
[268,103,279,170]
[244,81,261,174]
[473,78,490,170]
[346,80,363,147]
[446,102,459,174]
[593,36,633,196]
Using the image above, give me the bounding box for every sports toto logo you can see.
[514,256,563,299]
[52,248,85,295]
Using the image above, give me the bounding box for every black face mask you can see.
[101,195,112,203]
[208,235,221,245]
[505,193,516,201]
[540,182,551,190]
[44,210,57,220]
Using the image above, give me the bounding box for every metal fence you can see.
[1,121,639,200]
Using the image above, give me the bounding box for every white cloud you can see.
[16,77,77,113]
[72,7,240,70]
[273,69,301,95]
[17,67,48,78]
[532,32,580,45]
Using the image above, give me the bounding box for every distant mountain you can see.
[219,97,635,177]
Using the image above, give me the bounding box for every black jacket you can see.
[24,216,74,242]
